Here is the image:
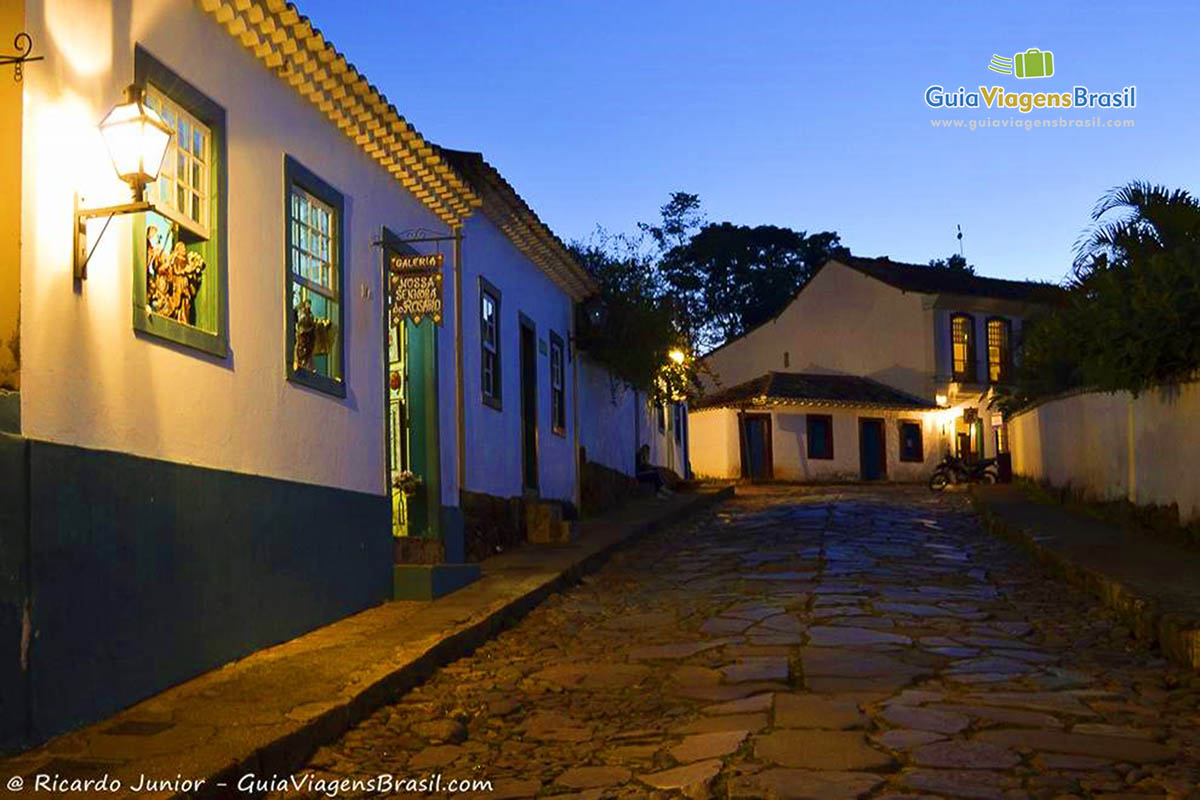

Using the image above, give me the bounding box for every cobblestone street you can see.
[283,486,1200,799]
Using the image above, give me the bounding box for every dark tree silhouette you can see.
[927,253,975,273]
[659,223,847,352]
[1000,180,1200,409]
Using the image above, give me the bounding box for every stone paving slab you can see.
[0,486,732,799]
[973,484,1200,670]
[267,484,1200,799]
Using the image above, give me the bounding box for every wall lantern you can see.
[73,85,173,280]
[580,297,608,329]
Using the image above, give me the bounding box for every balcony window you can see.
[987,317,1013,383]
[951,313,977,382]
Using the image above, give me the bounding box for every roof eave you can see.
[693,396,938,413]
[440,149,598,301]
[200,0,481,229]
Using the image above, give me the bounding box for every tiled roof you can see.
[437,148,597,300]
[839,255,1065,303]
[692,372,938,412]
[199,0,480,228]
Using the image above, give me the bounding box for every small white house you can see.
[692,256,1061,481]
[690,372,940,482]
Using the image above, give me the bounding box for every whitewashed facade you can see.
[692,257,1060,481]
[440,149,596,510]
[0,0,646,750]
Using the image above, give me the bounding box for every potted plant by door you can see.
[392,470,442,563]
[392,470,423,497]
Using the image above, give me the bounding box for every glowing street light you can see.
[74,84,174,280]
[98,85,172,203]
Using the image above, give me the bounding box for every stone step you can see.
[526,501,577,544]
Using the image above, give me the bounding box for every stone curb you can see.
[971,494,1200,672]
[197,486,735,799]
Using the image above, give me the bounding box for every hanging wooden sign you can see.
[388,251,444,326]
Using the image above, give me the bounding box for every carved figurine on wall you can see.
[145,224,166,298]
[149,242,207,325]
[293,298,335,372]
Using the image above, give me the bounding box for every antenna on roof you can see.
[956,224,964,258]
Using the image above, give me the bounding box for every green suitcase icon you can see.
[1014,48,1054,79]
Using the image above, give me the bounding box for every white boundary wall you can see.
[1008,381,1200,523]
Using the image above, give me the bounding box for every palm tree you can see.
[1060,181,1200,393]
[1072,181,1200,281]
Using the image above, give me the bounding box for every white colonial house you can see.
[690,255,1061,482]
[0,0,657,751]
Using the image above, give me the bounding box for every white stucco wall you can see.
[688,408,739,479]
[460,212,577,504]
[575,359,688,479]
[578,355,636,476]
[637,394,688,477]
[703,262,936,400]
[20,0,458,497]
[1009,382,1200,523]
[689,406,945,482]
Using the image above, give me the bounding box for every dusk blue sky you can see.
[298,0,1197,284]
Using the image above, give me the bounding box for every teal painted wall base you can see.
[0,437,391,753]
[440,505,466,563]
[393,563,481,601]
[0,391,18,434]
[0,435,29,751]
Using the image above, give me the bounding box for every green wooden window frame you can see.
[806,414,834,460]
[284,156,346,398]
[899,420,923,462]
[480,278,502,410]
[131,47,228,358]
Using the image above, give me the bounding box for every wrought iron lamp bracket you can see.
[2,33,43,82]
[371,227,462,247]
[73,195,154,280]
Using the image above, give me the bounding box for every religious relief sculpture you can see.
[293,298,335,372]
[145,224,206,326]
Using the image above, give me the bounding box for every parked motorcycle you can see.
[928,455,998,491]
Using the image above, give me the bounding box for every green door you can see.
[398,318,440,539]
[384,234,442,543]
